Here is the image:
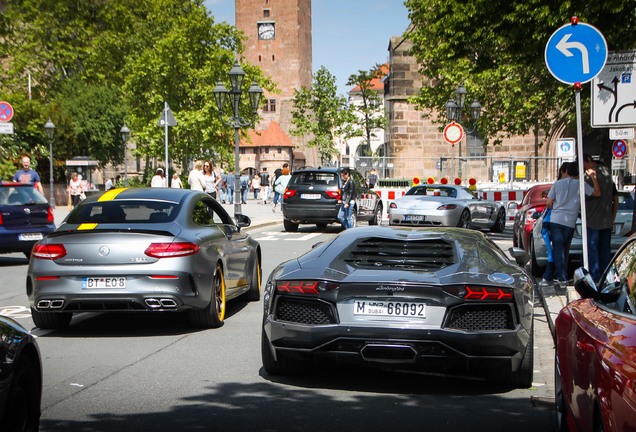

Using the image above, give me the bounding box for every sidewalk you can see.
[537,284,578,341]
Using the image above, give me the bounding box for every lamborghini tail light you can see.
[276,280,339,294]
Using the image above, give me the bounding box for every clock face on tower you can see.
[258,22,275,40]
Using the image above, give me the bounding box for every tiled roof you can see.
[240,120,294,148]
[349,63,390,93]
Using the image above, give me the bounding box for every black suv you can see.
[281,167,382,232]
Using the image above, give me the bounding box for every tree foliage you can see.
[405,0,636,146]
[290,66,353,164]
[345,65,389,156]
[0,0,272,180]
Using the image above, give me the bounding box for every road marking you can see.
[254,231,322,242]
[0,305,32,319]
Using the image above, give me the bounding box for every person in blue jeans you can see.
[545,162,599,288]
[337,168,356,229]
[540,162,569,286]
[582,154,619,283]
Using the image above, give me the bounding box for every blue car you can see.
[0,182,55,260]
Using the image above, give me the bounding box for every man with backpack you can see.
[239,171,250,204]
[260,167,270,204]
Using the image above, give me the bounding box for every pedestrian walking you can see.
[239,171,250,204]
[13,156,44,194]
[251,174,261,200]
[367,169,378,188]
[67,172,84,209]
[545,162,599,289]
[225,170,235,204]
[202,161,218,199]
[105,177,115,191]
[187,160,206,191]
[583,154,619,283]
[338,168,356,229]
[171,172,183,188]
[150,168,166,187]
[272,167,291,212]
[260,167,270,204]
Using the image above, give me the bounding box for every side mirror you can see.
[573,267,621,302]
[508,246,530,267]
[235,214,252,229]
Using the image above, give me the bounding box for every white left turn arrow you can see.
[556,33,589,74]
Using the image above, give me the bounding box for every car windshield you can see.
[289,172,338,186]
[0,185,48,205]
[66,200,178,224]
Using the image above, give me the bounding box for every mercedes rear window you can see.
[66,201,178,224]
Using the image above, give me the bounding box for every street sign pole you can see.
[574,85,590,270]
[164,102,169,180]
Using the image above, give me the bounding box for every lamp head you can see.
[454,84,467,109]
[445,99,458,122]
[248,81,263,112]
[470,99,482,121]
[213,81,229,110]
[120,123,130,143]
[44,118,55,140]
[229,59,245,93]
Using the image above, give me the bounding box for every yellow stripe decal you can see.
[78,223,98,230]
[99,188,127,202]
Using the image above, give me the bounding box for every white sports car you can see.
[388,184,506,233]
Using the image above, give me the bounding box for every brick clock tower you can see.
[235,0,316,167]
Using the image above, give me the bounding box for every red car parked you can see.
[511,184,551,272]
[555,235,636,432]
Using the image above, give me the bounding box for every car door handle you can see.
[576,341,595,352]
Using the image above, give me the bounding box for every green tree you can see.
[405,0,636,146]
[290,66,352,164]
[345,65,389,156]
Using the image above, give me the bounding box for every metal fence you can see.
[354,155,636,187]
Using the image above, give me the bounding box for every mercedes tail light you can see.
[437,204,458,210]
[144,242,200,258]
[32,244,67,260]
[276,280,339,294]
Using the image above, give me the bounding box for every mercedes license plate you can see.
[301,193,321,199]
[404,214,424,222]
[353,300,426,318]
[18,233,43,241]
[82,277,126,289]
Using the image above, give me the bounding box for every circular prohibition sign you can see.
[443,121,464,145]
[613,139,627,159]
[0,101,14,122]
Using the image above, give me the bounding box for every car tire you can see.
[0,355,41,432]
[189,264,225,328]
[530,238,546,277]
[261,331,307,375]
[316,223,328,229]
[555,356,570,432]
[490,208,506,233]
[511,324,534,388]
[30,308,72,330]
[369,204,382,225]
[244,254,261,302]
[24,251,31,261]
[457,209,470,228]
[283,219,299,232]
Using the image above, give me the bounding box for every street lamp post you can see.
[213,59,262,220]
[120,123,130,187]
[44,118,55,208]
[445,84,481,178]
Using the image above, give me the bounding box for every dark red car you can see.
[555,235,636,432]
[511,184,551,268]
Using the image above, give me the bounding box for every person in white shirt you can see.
[171,172,183,188]
[188,160,206,191]
[151,168,165,187]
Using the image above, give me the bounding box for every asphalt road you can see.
[0,223,557,432]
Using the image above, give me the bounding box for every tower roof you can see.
[240,120,294,148]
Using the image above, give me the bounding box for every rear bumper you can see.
[282,203,340,224]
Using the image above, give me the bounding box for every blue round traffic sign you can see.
[0,101,14,122]
[613,139,627,159]
[545,22,607,85]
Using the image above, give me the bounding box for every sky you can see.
[203,0,411,96]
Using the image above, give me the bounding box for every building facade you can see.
[236,0,316,169]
